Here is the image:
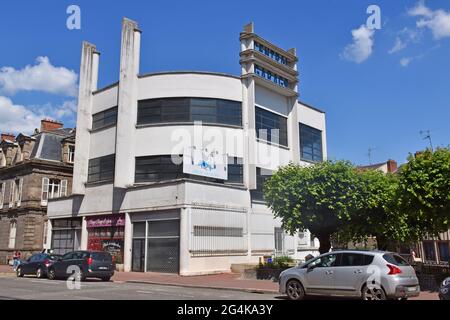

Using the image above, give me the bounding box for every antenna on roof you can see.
[367,147,376,165]
[420,130,434,151]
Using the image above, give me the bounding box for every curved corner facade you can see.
[47,19,327,275]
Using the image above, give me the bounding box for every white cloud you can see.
[400,57,413,67]
[0,96,43,133]
[0,56,78,97]
[389,28,421,54]
[341,25,375,63]
[0,96,77,134]
[408,2,450,39]
[408,1,433,18]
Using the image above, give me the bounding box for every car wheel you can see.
[101,276,111,282]
[362,284,387,300]
[286,279,305,300]
[47,268,56,280]
[36,268,44,279]
[16,267,24,278]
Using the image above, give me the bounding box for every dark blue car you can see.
[439,277,450,300]
[16,253,61,278]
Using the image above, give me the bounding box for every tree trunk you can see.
[375,234,389,251]
[317,234,331,254]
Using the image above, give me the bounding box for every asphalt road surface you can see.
[0,274,279,300]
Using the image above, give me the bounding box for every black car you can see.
[16,253,61,278]
[47,251,114,282]
[439,277,450,300]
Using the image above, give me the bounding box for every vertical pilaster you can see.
[179,207,191,275]
[72,42,99,195]
[80,217,88,250]
[114,18,141,188]
[123,212,132,272]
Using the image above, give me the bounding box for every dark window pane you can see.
[300,123,323,162]
[137,98,242,126]
[92,107,118,130]
[88,154,115,183]
[255,107,288,147]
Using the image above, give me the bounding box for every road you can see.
[0,274,279,300]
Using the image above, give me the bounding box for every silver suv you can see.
[279,250,420,300]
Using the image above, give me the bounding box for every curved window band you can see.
[137,97,242,127]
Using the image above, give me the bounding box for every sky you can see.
[0,0,449,166]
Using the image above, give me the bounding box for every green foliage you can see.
[264,160,364,253]
[259,256,294,269]
[264,148,450,252]
[397,147,450,239]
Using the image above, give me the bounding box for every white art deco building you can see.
[47,18,327,275]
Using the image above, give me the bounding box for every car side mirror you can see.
[307,264,316,271]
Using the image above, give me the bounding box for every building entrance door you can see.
[146,220,180,273]
[132,239,145,272]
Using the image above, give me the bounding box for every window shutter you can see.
[17,178,23,207]
[0,182,5,208]
[61,180,68,197]
[9,181,15,208]
[41,177,49,206]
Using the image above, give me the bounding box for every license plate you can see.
[99,267,108,270]
[407,286,417,292]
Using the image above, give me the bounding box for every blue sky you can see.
[0,0,449,165]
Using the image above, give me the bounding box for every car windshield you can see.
[91,252,112,262]
[383,253,409,266]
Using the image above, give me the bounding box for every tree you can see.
[264,160,364,254]
[337,169,408,250]
[397,147,450,239]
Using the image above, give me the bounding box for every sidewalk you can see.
[112,271,278,294]
[0,265,13,274]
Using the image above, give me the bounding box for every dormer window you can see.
[68,145,75,163]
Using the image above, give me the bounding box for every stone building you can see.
[0,119,75,263]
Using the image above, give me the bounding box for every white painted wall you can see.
[92,85,118,114]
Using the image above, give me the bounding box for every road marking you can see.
[136,290,195,298]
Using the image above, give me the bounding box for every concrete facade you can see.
[47,19,326,275]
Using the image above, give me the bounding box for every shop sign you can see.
[86,215,125,228]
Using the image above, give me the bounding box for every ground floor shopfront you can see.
[48,207,319,275]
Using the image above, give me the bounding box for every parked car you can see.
[16,253,61,278]
[439,277,450,300]
[279,250,420,300]
[47,251,114,282]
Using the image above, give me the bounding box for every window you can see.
[92,107,118,130]
[251,167,272,201]
[438,242,450,262]
[255,107,288,147]
[88,154,115,183]
[340,253,374,266]
[254,65,289,88]
[8,179,22,208]
[8,221,17,249]
[68,145,75,163]
[194,226,243,237]
[300,123,323,162]
[0,182,5,209]
[306,254,338,268]
[423,241,437,262]
[135,155,243,185]
[41,178,67,205]
[382,253,410,266]
[274,228,284,253]
[137,97,242,127]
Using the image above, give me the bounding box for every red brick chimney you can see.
[41,119,63,132]
[386,159,398,173]
[1,133,16,142]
